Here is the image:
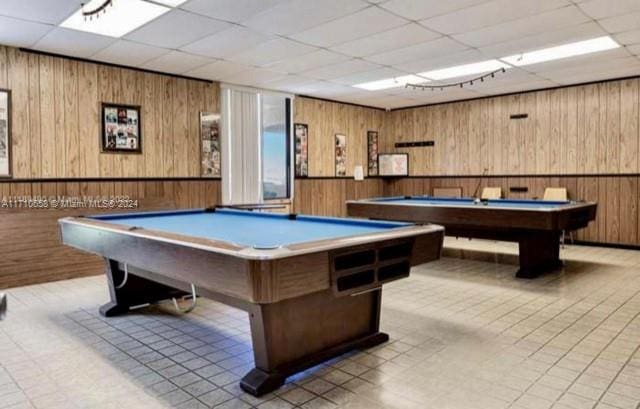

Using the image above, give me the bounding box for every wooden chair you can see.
[481,187,502,199]
[433,187,463,198]
[543,187,573,246]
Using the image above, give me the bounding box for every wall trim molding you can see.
[0,177,221,183]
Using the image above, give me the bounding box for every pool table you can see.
[59,208,444,396]
[347,196,597,279]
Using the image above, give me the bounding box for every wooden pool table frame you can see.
[59,212,444,396]
[347,197,597,279]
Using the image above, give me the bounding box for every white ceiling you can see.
[1,0,640,109]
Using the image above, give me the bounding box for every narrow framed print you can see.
[0,89,10,178]
[200,112,221,177]
[101,103,141,153]
[367,130,378,176]
[294,123,308,177]
[335,133,347,177]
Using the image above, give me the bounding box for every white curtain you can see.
[221,86,262,205]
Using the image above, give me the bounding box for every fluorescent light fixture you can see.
[60,0,171,38]
[501,36,620,66]
[354,75,429,91]
[419,60,510,80]
[153,0,188,5]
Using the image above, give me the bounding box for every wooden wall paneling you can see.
[162,77,174,177]
[0,46,7,87]
[27,53,41,178]
[521,93,536,174]
[584,84,599,174]
[619,176,638,245]
[564,87,579,174]
[97,65,113,177]
[549,89,561,174]
[605,176,620,243]
[597,83,609,173]
[53,58,65,177]
[620,79,639,173]
[8,48,29,178]
[186,80,201,177]
[79,62,100,177]
[63,59,81,178]
[39,55,55,178]
[606,81,621,173]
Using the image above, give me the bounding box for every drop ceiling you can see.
[0,0,639,109]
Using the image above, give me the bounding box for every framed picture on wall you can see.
[367,130,378,176]
[200,112,221,177]
[294,123,308,177]
[335,133,347,177]
[101,103,142,153]
[0,89,10,178]
[378,153,409,177]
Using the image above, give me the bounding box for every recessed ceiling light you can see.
[354,75,429,91]
[419,60,510,81]
[60,0,171,38]
[501,36,620,66]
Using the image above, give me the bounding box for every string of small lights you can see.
[81,0,113,21]
[405,67,507,91]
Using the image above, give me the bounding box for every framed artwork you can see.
[378,153,409,177]
[335,133,347,177]
[0,89,10,178]
[200,112,221,177]
[101,103,141,153]
[367,130,378,176]
[294,123,308,177]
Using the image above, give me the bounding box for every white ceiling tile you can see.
[393,49,484,73]
[364,37,468,66]
[302,59,382,80]
[615,29,640,45]
[290,7,407,47]
[475,79,557,95]
[478,22,606,58]
[267,50,351,74]
[546,64,640,85]
[33,27,116,58]
[124,10,230,49]
[332,67,407,86]
[599,12,640,34]
[452,6,590,48]
[141,51,213,74]
[306,83,360,97]
[628,44,640,56]
[242,0,368,36]
[379,0,487,20]
[186,60,252,80]
[226,39,318,67]
[0,0,80,25]
[181,0,285,23]
[181,26,272,59]
[330,23,440,57]
[219,68,286,86]
[91,40,169,67]
[517,48,631,74]
[578,0,640,19]
[535,56,640,81]
[0,16,52,48]
[421,0,569,35]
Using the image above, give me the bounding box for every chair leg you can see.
[560,231,566,249]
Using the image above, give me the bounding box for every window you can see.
[261,95,291,200]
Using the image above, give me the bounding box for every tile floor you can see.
[1,239,640,409]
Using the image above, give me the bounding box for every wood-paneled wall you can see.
[294,97,385,177]
[0,179,221,288]
[383,79,640,176]
[293,178,383,216]
[0,46,219,179]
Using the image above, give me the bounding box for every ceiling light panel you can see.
[419,60,510,80]
[354,75,430,91]
[501,36,620,66]
[153,0,188,5]
[60,0,170,38]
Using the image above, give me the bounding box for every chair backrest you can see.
[543,187,568,201]
[433,187,463,198]
[481,187,502,199]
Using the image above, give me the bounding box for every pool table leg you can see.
[240,288,388,396]
[516,232,563,279]
[99,259,188,317]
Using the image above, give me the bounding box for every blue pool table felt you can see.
[92,209,409,249]
[373,196,570,209]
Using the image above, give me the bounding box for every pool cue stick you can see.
[472,168,489,198]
